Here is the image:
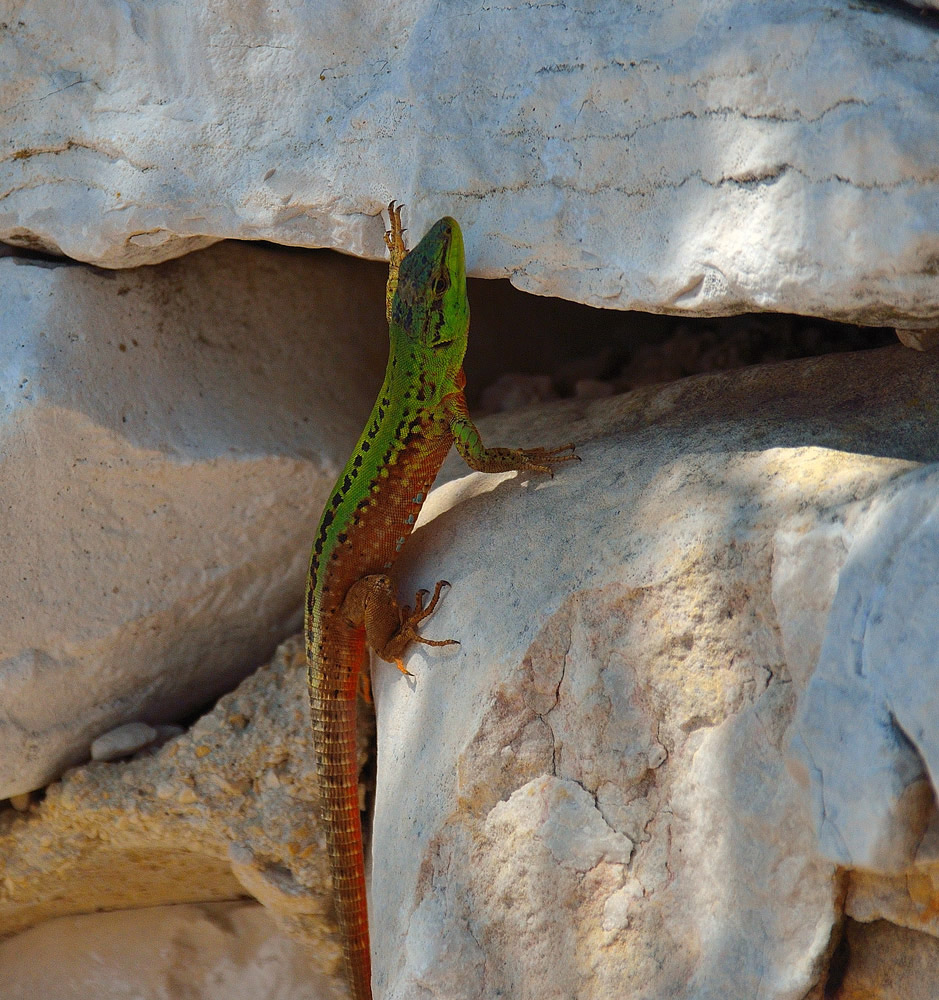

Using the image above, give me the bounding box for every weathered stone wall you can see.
[3,2,939,997]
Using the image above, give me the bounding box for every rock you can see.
[89,722,158,762]
[0,635,374,981]
[788,465,939,873]
[846,861,939,939]
[0,241,389,799]
[1,3,937,327]
[835,919,939,1000]
[895,326,939,351]
[3,347,939,997]
[366,345,939,999]
[0,901,342,1000]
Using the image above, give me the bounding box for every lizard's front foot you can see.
[384,200,408,323]
[512,442,580,477]
[384,201,408,260]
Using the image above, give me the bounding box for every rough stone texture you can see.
[364,345,937,999]
[788,464,939,874]
[2,2,938,325]
[0,242,389,800]
[833,919,939,1000]
[0,635,373,990]
[845,861,939,938]
[3,346,939,997]
[0,901,337,1000]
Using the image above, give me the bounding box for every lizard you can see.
[305,202,577,1000]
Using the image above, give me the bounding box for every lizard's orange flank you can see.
[305,203,577,1000]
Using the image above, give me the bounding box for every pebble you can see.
[90,722,158,762]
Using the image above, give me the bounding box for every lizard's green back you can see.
[305,209,576,1000]
[305,216,471,1000]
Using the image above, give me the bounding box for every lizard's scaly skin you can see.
[306,204,576,1000]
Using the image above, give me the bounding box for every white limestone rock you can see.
[788,465,939,874]
[2,2,938,326]
[0,242,389,799]
[0,902,341,1000]
[89,721,157,761]
[0,635,357,968]
[2,347,938,996]
[366,346,939,1000]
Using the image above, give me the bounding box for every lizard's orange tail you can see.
[309,641,372,1000]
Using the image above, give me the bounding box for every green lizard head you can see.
[391,216,470,383]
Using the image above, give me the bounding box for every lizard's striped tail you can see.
[309,643,372,1000]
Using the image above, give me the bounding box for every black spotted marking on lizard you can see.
[305,213,577,1000]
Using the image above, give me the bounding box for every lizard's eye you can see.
[432,275,449,296]
[433,338,454,349]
